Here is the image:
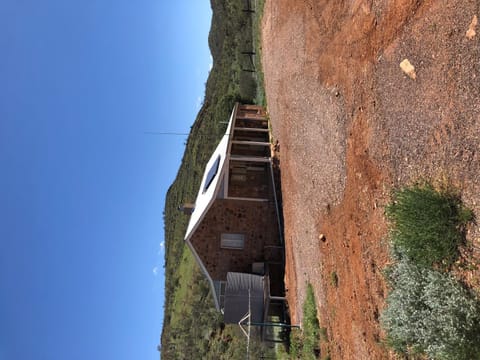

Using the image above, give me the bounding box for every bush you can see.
[330,272,338,287]
[239,72,257,102]
[289,329,303,359]
[381,259,480,360]
[302,285,320,358]
[385,184,473,267]
[289,284,321,359]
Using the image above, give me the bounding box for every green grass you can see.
[381,183,480,360]
[386,183,473,267]
[169,250,196,326]
[252,0,267,106]
[289,284,322,359]
[208,324,276,360]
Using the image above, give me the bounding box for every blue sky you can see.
[0,1,212,359]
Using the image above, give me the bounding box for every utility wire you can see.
[144,131,228,140]
[144,131,190,136]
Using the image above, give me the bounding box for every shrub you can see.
[289,284,321,359]
[330,272,338,287]
[302,284,320,358]
[381,259,480,360]
[239,72,257,101]
[289,328,303,359]
[385,184,473,267]
[319,327,328,341]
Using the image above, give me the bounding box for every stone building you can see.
[184,103,284,326]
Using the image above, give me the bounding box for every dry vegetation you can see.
[261,0,480,359]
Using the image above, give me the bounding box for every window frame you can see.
[203,155,221,193]
[220,232,245,250]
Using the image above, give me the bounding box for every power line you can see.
[144,131,229,140]
[144,131,190,136]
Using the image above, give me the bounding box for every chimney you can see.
[178,203,195,215]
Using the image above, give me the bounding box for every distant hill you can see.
[159,1,271,359]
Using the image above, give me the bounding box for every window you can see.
[203,155,221,193]
[221,233,245,249]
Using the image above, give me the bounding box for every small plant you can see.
[302,284,321,359]
[289,328,303,359]
[381,182,480,359]
[319,327,328,341]
[330,272,338,287]
[289,284,321,359]
[386,183,473,267]
[381,258,480,360]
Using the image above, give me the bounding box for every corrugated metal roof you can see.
[223,272,265,324]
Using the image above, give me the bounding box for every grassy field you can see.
[160,0,269,358]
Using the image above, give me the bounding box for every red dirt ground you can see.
[261,1,480,359]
